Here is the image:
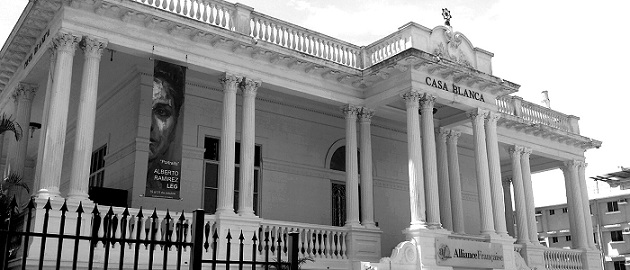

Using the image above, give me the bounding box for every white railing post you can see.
[234,3,253,35]
[397,22,431,52]
[511,96,523,118]
[568,115,580,134]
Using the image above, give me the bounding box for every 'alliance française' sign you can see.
[436,238,504,269]
[425,76,486,102]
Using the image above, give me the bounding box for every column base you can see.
[403,226,451,270]
[346,226,382,262]
[36,188,62,200]
[213,213,262,260]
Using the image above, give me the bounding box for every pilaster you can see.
[68,36,107,202]
[402,91,425,227]
[216,73,241,216]
[237,77,261,217]
[342,104,360,227]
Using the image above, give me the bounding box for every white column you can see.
[447,130,465,234]
[420,95,441,228]
[402,91,425,226]
[563,160,588,249]
[436,128,452,231]
[509,146,529,244]
[216,74,240,215]
[37,32,81,199]
[358,107,376,228]
[577,161,596,249]
[561,165,579,249]
[237,78,260,217]
[485,112,508,236]
[520,148,539,244]
[469,110,495,235]
[68,37,107,201]
[502,178,516,237]
[33,47,56,194]
[7,83,37,177]
[342,104,360,227]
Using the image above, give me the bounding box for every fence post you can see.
[189,209,205,270]
[288,232,299,270]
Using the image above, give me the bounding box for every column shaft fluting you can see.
[237,78,260,217]
[564,160,588,249]
[8,84,36,177]
[343,105,360,227]
[485,112,508,236]
[402,91,425,226]
[420,95,440,227]
[68,37,106,201]
[38,32,81,199]
[520,148,539,243]
[509,146,529,244]
[447,130,465,233]
[216,74,240,215]
[33,48,56,194]
[469,110,495,234]
[436,128,452,230]
[577,161,595,249]
[358,107,376,228]
[502,179,516,237]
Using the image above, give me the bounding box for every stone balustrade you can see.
[496,95,580,134]
[543,248,583,270]
[259,220,349,261]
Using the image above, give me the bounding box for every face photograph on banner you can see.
[146,60,186,199]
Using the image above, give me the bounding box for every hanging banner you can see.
[146,60,186,199]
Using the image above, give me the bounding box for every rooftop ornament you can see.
[442,8,452,27]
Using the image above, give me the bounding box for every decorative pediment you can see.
[430,26,475,69]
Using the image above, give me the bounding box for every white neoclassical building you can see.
[0,0,603,269]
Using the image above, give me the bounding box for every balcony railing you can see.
[543,248,583,270]
[260,220,348,261]
[496,95,580,134]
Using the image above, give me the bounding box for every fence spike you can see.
[91,203,100,215]
[239,230,244,241]
[60,199,68,212]
[226,229,232,240]
[107,206,114,217]
[137,206,144,218]
[165,209,172,220]
[151,208,158,219]
[76,201,84,214]
[252,232,258,242]
[43,198,52,210]
[178,211,185,221]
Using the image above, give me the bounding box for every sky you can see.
[1,0,628,206]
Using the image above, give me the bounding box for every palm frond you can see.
[0,114,22,141]
[1,172,29,194]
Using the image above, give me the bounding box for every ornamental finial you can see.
[442,8,452,27]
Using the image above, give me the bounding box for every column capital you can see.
[53,32,81,54]
[563,159,581,169]
[508,145,524,156]
[357,107,375,122]
[436,127,449,141]
[401,90,422,106]
[80,36,107,58]
[341,104,359,118]
[419,93,436,111]
[521,147,532,158]
[446,129,461,142]
[219,73,242,93]
[14,83,37,101]
[240,77,261,97]
[467,109,488,122]
[485,111,500,125]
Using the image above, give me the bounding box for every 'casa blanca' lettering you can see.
[425,77,485,102]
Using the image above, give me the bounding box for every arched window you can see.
[329,145,361,226]
[329,146,360,172]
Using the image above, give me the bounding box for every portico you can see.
[0,0,603,269]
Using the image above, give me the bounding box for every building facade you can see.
[0,0,603,269]
[537,192,630,270]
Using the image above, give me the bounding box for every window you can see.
[611,230,624,242]
[203,137,261,215]
[549,209,555,215]
[614,261,626,270]
[565,235,572,241]
[608,201,620,212]
[329,145,361,227]
[551,237,558,243]
[89,145,107,187]
[562,207,568,213]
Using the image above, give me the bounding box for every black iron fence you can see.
[0,197,301,270]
